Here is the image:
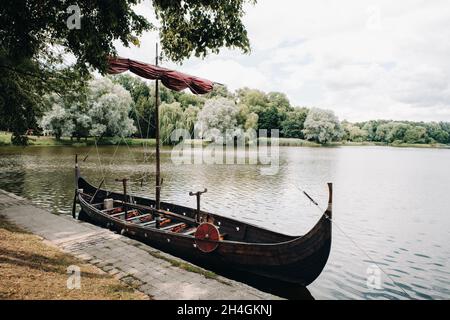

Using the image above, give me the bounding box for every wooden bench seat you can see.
[160,222,185,231]
[126,213,152,221]
[140,220,156,227]
[182,228,197,236]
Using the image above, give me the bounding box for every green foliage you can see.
[183,105,200,135]
[281,108,309,139]
[30,69,450,148]
[40,78,136,139]
[342,121,368,142]
[154,0,255,62]
[1,0,149,143]
[0,1,151,72]
[1,0,254,144]
[159,102,185,144]
[356,120,450,145]
[204,85,234,100]
[267,92,293,113]
[173,91,205,109]
[87,78,136,137]
[302,108,343,144]
[236,88,290,134]
[112,74,155,138]
[403,126,427,144]
[40,102,75,140]
[197,97,239,142]
[426,122,450,143]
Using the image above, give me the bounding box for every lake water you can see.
[0,145,448,300]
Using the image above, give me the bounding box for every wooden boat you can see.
[73,52,333,286]
[75,171,332,286]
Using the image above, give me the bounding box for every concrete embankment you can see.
[0,189,279,300]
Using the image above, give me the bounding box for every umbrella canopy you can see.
[107,57,214,94]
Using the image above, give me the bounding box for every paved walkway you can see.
[0,189,279,300]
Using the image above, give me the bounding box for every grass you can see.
[258,137,321,147]
[0,215,148,300]
[0,132,10,146]
[259,137,450,149]
[1,131,448,149]
[146,250,230,285]
[0,132,156,147]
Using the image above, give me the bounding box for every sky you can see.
[115,0,450,122]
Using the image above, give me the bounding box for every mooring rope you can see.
[292,182,413,299]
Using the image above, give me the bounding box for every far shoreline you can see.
[0,133,449,150]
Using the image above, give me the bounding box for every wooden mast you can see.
[155,43,161,211]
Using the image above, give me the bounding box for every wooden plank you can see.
[140,221,156,227]
[182,228,196,236]
[160,222,185,231]
[112,200,196,225]
[126,213,152,221]
[110,212,125,217]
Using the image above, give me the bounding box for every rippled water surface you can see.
[0,145,448,299]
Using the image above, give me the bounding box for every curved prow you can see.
[326,182,332,219]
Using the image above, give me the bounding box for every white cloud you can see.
[115,0,450,122]
[183,59,271,92]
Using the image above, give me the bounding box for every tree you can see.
[341,122,368,142]
[385,122,410,143]
[426,122,449,144]
[204,85,234,100]
[237,104,258,131]
[267,92,293,113]
[1,1,150,143]
[65,101,92,141]
[87,78,136,137]
[439,122,450,141]
[39,77,136,139]
[1,0,254,144]
[40,87,91,141]
[159,102,185,144]
[40,101,74,140]
[197,97,239,142]
[302,108,342,144]
[174,92,205,110]
[374,123,393,142]
[112,74,154,138]
[236,88,288,133]
[183,105,199,136]
[403,126,427,144]
[155,0,255,62]
[281,108,309,138]
[236,88,268,107]
[362,120,382,141]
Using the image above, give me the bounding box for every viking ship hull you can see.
[75,176,332,286]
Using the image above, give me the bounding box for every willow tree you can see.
[160,102,185,144]
[0,0,255,144]
[302,108,343,144]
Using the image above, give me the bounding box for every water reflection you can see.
[0,145,449,300]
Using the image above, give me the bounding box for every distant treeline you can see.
[3,73,449,146]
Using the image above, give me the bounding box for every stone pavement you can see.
[0,189,279,300]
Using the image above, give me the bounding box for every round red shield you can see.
[195,223,220,253]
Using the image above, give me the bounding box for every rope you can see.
[292,182,413,299]
[94,138,108,191]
